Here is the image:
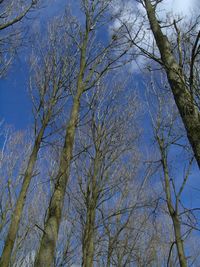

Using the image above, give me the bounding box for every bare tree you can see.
[0,0,38,31]
[115,0,200,168]
[69,78,140,267]
[70,78,167,267]
[0,126,31,237]
[1,1,200,266]
[147,75,200,267]
[139,0,200,168]
[0,0,40,77]
[97,169,163,267]
[34,1,131,265]
[0,23,70,267]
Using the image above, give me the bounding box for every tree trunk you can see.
[82,155,99,267]
[172,214,187,267]
[82,207,96,267]
[106,240,112,267]
[144,0,200,169]
[0,125,46,267]
[34,93,82,267]
[34,29,88,266]
[159,138,187,267]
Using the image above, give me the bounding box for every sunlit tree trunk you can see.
[34,1,128,264]
[34,93,82,267]
[0,28,65,264]
[0,119,49,267]
[34,25,88,267]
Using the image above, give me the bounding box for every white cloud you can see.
[159,0,198,18]
[110,0,199,72]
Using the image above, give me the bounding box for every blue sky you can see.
[0,0,75,129]
[0,54,31,128]
[0,0,199,197]
[0,0,199,129]
[0,0,200,251]
[0,1,200,266]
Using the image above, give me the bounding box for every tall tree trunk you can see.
[34,93,82,267]
[144,0,200,169]
[0,125,46,267]
[82,155,99,267]
[34,29,88,267]
[172,214,187,267]
[158,138,187,267]
[82,207,96,267]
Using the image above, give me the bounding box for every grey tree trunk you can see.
[144,0,200,169]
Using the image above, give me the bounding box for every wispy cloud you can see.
[158,0,199,18]
[110,0,199,72]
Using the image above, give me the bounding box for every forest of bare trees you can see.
[0,0,200,266]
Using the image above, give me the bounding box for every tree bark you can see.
[144,0,200,169]
[0,125,46,267]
